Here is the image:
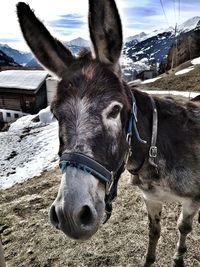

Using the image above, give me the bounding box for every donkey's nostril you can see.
[79,205,94,226]
[50,205,60,229]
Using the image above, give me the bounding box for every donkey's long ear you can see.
[89,0,123,73]
[16,2,74,77]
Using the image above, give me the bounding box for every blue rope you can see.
[128,91,147,144]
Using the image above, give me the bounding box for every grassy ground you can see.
[0,168,200,267]
[140,65,200,92]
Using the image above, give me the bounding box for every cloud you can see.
[0,38,20,43]
[0,0,200,51]
[123,6,159,17]
[48,14,86,29]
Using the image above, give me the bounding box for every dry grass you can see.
[0,168,200,267]
[140,65,200,92]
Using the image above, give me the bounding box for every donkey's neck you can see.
[130,89,199,175]
[125,88,153,174]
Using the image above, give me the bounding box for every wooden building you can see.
[0,70,48,122]
[136,69,155,80]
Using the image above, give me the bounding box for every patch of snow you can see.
[141,77,162,84]
[143,90,199,98]
[39,106,55,124]
[120,55,133,66]
[137,50,144,55]
[191,57,200,65]
[178,16,200,33]
[0,109,59,190]
[175,67,194,75]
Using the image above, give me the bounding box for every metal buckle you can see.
[132,102,137,122]
[126,133,132,146]
[149,146,157,158]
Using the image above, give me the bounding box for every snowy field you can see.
[143,90,199,98]
[0,107,59,189]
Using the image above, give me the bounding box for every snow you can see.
[175,67,194,76]
[178,17,200,33]
[142,90,199,98]
[39,106,55,124]
[191,57,200,65]
[0,109,59,189]
[141,77,162,84]
[120,55,133,66]
[0,70,48,90]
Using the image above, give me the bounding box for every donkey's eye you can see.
[108,105,121,119]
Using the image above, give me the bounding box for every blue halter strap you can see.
[126,91,147,146]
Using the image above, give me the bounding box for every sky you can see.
[0,0,200,52]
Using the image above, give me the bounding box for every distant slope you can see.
[66,37,89,47]
[0,44,32,65]
[123,16,200,74]
[167,29,200,70]
[0,49,20,67]
[25,57,43,69]
[125,31,174,64]
[139,57,200,92]
[125,32,147,43]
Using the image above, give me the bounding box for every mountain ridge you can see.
[0,44,32,65]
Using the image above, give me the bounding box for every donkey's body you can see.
[127,91,200,266]
[17,1,200,266]
[128,90,200,200]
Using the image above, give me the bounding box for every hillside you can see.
[121,16,200,79]
[0,50,19,67]
[0,44,32,65]
[167,29,200,70]
[139,57,200,92]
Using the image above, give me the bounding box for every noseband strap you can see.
[59,152,113,185]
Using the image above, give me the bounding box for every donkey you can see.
[17,1,200,266]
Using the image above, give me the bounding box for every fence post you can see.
[0,236,6,267]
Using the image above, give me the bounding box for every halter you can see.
[59,91,158,223]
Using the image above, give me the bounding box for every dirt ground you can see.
[0,168,199,267]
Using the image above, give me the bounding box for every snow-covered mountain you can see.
[25,38,90,68]
[66,37,89,48]
[125,32,147,43]
[178,16,200,33]
[122,16,200,80]
[125,31,173,64]
[0,44,32,65]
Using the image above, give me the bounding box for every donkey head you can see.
[17,0,130,240]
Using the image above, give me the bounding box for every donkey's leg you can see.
[142,199,162,267]
[172,200,200,267]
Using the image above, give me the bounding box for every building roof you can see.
[0,70,48,91]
